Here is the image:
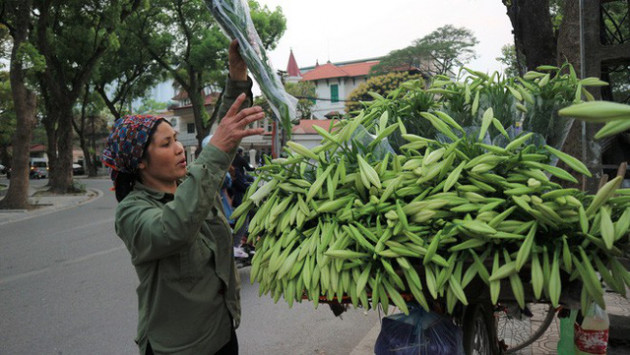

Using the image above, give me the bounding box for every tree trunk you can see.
[1,91,37,210]
[555,1,584,189]
[73,87,97,178]
[80,114,99,178]
[41,94,75,193]
[89,117,99,177]
[80,144,92,176]
[556,2,581,69]
[504,0,557,70]
[556,1,604,192]
[0,0,37,210]
[189,72,211,150]
[48,109,75,193]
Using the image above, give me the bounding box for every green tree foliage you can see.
[253,94,272,121]
[549,0,565,30]
[284,81,315,119]
[134,0,230,146]
[91,14,168,119]
[495,44,526,78]
[607,67,630,104]
[346,72,423,113]
[0,29,14,160]
[0,24,11,67]
[253,81,315,122]
[29,0,143,193]
[0,70,16,166]
[371,25,478,77]
[601,0,630,45]
[248,1,286,50]
[134,0,286,148]
[136,98,168,114]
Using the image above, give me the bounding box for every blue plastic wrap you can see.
[374,307,464,355]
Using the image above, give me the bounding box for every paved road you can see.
[0,179,378,355]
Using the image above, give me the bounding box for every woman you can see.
[102,40,265,355]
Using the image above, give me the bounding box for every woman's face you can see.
[139,121,186,192]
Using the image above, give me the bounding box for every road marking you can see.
[45,217,115,238]
[0,244,125,285]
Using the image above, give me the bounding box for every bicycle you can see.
[302,262,580,355]
[461,269,581,354]
[494,302,557,353]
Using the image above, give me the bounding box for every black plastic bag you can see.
[374,308,464,355]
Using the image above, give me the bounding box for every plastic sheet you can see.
[374,307,464,355]
[522,104,574,151]
[350,124,396,161]
[206,0,297,135]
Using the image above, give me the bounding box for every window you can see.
[187,123,195,134]
[330,84,339,103]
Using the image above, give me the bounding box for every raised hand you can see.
[209,93,265,153]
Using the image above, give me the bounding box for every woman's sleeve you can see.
[116,144,233,264]
[214,76,254,123]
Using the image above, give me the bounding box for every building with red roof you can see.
[284,51,381,119]
[286,49,301,82]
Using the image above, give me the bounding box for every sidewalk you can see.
[0,182,100,226]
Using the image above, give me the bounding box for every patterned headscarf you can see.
[102,115,163,183]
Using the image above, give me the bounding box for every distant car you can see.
[73,163,85,175]
[0,163,6,174]
[30,158,49,179]
[30,167,48,179]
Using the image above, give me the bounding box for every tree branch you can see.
[95,85,121,118]
[174,0,193,67]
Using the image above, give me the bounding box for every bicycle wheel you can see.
[495,302,556,353]
[463,303,499,355]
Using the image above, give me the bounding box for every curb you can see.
[350,319,380,355]
[0,187,103,226]
[350,308,399,355]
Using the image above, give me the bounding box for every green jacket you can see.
[115,78,252,355]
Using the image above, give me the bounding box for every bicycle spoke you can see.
[496,303,556,353]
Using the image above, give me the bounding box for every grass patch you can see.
[72,180,86,193]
